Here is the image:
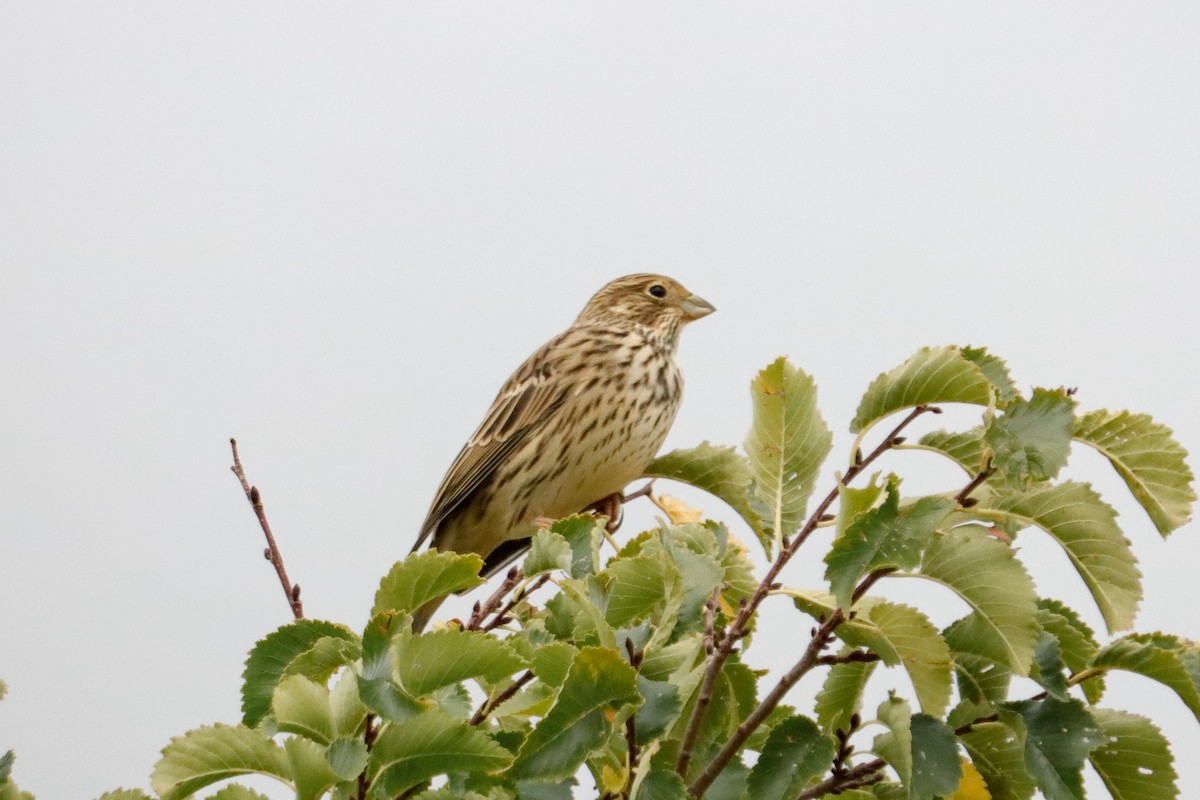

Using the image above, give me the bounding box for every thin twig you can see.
[469,670,535,726]
[484,573,552,632]
[229,438,303,619]
[355,714,376,800]
[676,406,937,783]
[954,460,996,507]
[688,569,892,797]
[466,567,524,631]
[796,758,887,799]
[621,637,645,799]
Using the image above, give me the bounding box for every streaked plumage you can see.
[411,274,714,630]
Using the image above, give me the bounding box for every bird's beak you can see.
[680,294,716,321]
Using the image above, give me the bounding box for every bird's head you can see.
[575,274,715,340]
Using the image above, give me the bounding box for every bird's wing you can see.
[411,344,568,553]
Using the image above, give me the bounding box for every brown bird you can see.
[411,274,715,630]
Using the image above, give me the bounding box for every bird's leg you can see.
[589,492,624,533]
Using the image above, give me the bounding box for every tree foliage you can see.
[2,346,1196,800]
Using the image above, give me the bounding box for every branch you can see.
[688,568,894,797]
[676,406,937,784]
[469,670,535,726]
[484,573,552,632]
[796,757,887,799]
[621,637,646,800]
[466,567,524,631]
[954,459,996,508]
[229,438,303,619]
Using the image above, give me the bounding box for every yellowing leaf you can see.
[950,759,992,800]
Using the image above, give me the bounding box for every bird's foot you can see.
[589,492,624,533]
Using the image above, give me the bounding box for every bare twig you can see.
[466,567,524,630]
[954,459,996,507]
[469,669,535,726]
[621,637,646,799]
[229,438,303,619]
[484,573,552,632]
[676,406,937,783]
[796,757,887,799]
[816,650,881,666]
[355,714,377,800]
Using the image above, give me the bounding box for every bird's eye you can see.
[648,284,667,298]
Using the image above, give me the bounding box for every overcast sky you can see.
[2,3,1198,798]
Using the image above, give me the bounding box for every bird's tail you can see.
[410,595,445,634]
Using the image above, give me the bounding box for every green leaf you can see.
[326,737,369,781]
[785,592,952,717]
[282,635,361,684]
[959,716,1037,800]
[95,791,155,800]
[816,654,877,733]
[913,428,988,474]
[207,788,274,800]
[836,472,887,536]
[358,612,423,722]
[373,550,485,618]
[825,477,954,608]
[873,698,961,799]
[984,388,1076,486]
[0,750,10,784]
[523,529,573,576]
[1090,633,1200,722]
[851,346,995,434]
[1036,599,1103,704]
[978,481,1141,633]
[746,716,835,800]
[634,768,688,800]
[150,723,291,800]
[744,357,833,553]
[962,346,1020,405]
[1089,708,1179,800]
[945,616,1012,705]
[604,554,679,628]
[510,647,639,781]
[645,441,767,547]
[241,619,358,728]
[284,735,341,800]
[552,515,605,579]
[394,629,528,696]
[273,675,336,744]
[635,675,683,744]
[369,710,513,795]
[1030,633,1070,701]
[1073,409,1196,536]
[1009,697,1105,800]
[916,529,1039,674]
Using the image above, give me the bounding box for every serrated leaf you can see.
[282,636,361,684]
[369,709,513,795]
[1090,633,1200,722]
[1073,409,1196,536]
[523,529,573,576]
[394,629,527,696]
[207,788,274,800]
[917,529,1039,674]
[95,791,155,800]
[746,716,835,800]
[1036,599,1103,704]
[326,737,369,781]
[962,346,1019,405]
[151,723,290,800]
[0,750,11,784]
[510,647,639,781]
[604,554,679,628]
[634,768,688,800]
[825,478,954,607]
[984,388,1076,487]
[274,675,335,744]
[873,698,961,799]
[816,654,877,733]
[1010,698,1105,800]
[1030,633,1070,701]
[744,357,833,554]
[1088,708,1178,800]
[949,758,991,800]
[284,735,341,800]
[552,515,605,578]
[960,716,1036,800]
[785,592,952,716]
[914,428,988,474]
[851,346,995,434]
[635,675,683,744]
[979,481,1141,633]
[945,617,1012,706]
[241,620,358,728]
[836,472,887,536]
[645,441,767,548]
[358,612,423,722]
[373,551,485,618]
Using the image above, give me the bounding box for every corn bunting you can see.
[411,274,714,630]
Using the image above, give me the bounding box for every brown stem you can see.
[469,670,535,726]
[954,459,996,507]
[484,573,551,632]
[229,438,303,619]
[676,406,936,784]
[355,714,377,800]
[796,758,887,799]
[466,567,524,631]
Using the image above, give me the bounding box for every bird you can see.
[410,274,715,631]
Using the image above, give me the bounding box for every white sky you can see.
[2,3,1198,798]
